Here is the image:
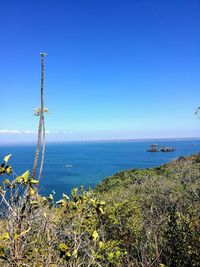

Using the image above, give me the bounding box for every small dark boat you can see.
[146,144,159,152]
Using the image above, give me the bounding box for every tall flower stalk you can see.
[32,52,47,185]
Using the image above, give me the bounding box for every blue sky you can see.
[0,0,200,142]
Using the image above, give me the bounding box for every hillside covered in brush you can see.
[0,154,200,266]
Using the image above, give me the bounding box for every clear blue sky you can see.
[0,0,200,142]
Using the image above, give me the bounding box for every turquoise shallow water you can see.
[0,140,200,198]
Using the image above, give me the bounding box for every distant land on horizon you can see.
[1,136,200,146]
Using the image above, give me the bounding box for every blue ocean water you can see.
[0,140,200,198]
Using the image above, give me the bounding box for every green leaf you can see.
[0,232,9,240]
[115,250,121,258]
[71,188,78,197]
[14,227,31,240]
[59,243,68,252]
[4,154,12,163]
[14,176,23,184]
[48,194,54,201]
[42,197,47,202]
[5,166,12,175]
[108,252,114,262]
[92,230,99,241]
[66,251,71,258]
[21,170,30,183]
[0,246,5,257]
[0,167,5,174]
[30,179,39,184]
[63,193,70,200]
[30,187,35,196]
[14,233,20,240]
[72,249,78,258]
[98,207,104,214]
[56,199,65,206]
[98,241,105,249]
[30,200,38,205]
[90,198,96,206]
[3,179,10,185]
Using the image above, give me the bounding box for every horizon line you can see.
[1,136,200,146]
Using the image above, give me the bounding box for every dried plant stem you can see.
[38,116,46,184]
[31,53,46,183]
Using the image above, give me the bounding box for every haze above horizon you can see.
[1,0,200,143]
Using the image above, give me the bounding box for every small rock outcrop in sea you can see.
[160,146,175,152]
[146,144,175,152]
[146,144,159,152]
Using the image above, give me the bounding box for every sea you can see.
[0,139,200,198]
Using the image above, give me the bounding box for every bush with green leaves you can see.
[0,153,200,266]
[0,155,125,266]
[96,153,200,266]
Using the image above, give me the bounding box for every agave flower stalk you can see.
[32,52,47,185]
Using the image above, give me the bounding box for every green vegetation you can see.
[0,153,200,266]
